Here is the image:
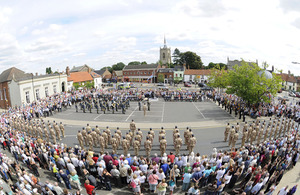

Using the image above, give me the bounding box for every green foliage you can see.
[141,61,147,65]
[112,62,125,71]
[180,51,203,69]
[173,77,182,84]
[128,61,141,66]
[172,48,181,65]
[46,67,52,74]
[101,66,112,73]
[208,64,228,89]
[73,83,80,90]
[157,73,164,83]
[206,62,227,70]
[85,81,94,89]
[225,60,282,105]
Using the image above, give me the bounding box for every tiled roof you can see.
[123,64,159,70]
[278,73,297,83]
[68,72,93,83]
[184,69,211,75]
[90,71,101,78]
[114,70,123,77]
[157,68,173,73]
[94,69,106,75]
[174,66,184,71]
[0,67,28,83]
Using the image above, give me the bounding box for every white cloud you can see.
[0,0,299,75]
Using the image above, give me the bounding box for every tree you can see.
[141,61,147,65]
[157,73,164,83]
[207,64,228,92]
[128,61,140,66]
[73,83,80,90]
[225,60,282,105]
[206,62,227,70]
[85,81,94,89]
[180,51,203,69]
[112,62,125,71]
[172,48,181,65]
[101,66,112,73]
[46,67,53,74]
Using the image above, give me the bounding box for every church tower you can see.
[159,36,171,65]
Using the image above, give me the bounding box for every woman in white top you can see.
[224,171,232,185]
[157,168,166,182]
[188,152,195,164]
[216,167,225,181]
[161,153,168,163]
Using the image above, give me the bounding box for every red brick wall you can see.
[0,82,11,109]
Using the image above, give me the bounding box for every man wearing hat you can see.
[160,136,167,157]
[59,122,65,138]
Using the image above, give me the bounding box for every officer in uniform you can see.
[269,125,275,139]
[95,125,100,134]
[86,124,92,132]
[150,128,155,141]
[91,129,97,147]
[189,134,197,154]
[81,127,87,146]
[102,130,108,149]
[235,122,240,133]
[59,122,65,138]
[264,124,270,142]
[144,137,152,158]
[111,135,117,154]
[228,126,235,147]
[241,129,248,147]
[173,130,180,146]
[143,103,147,116]
[130,120,136,135]
[105,126,111,144]
[50,127,56,145]
[160,136,167,157]
[247,124,253,142]
[87,132,93,151]
[138,100,141,111]
[147,99,150,111]
[232,130,239,148]
[44,125,49,143]
[175,135,183,156]
[184,127,189,145]
[114,131,121,149]
[122,137,129,156]
[250,127,256,145]
[257,128,263,145]
[159,130,165,143]
[38,125,43,139]
[243,122,248,133]
[54,123,61,141]
[125,132,131,149]
[224,123,230,142]
[77,130,84,149]
[96,133,103,153]
[133,138,140,156]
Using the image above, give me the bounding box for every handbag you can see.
[130,181,136,188]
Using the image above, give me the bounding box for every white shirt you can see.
[138,175,146,183]
[157,172,165,180]
[251,182,263,194]
[71,157,79,167]
[67,163,76,173]
[277,187,288,195]
[216,169,225,180]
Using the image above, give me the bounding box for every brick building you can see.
[157,68,174,83]
[123,64,159,83]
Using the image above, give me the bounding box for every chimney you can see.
[272,66,274,72]
[227,57,229,62]
[288,70,290,76]
[66,66,70,76]
[35,72,38,76]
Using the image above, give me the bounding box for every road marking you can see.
[93,114,103,120]
[161,102,165,122]
[192,101,206,119]
[125,106,138,121]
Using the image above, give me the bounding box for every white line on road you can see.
[192,101,206,119]
[125,106,138,121]
[161,102,165,122]
[93,114,103,121]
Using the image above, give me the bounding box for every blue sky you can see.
[0,0,300,75]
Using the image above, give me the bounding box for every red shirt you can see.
[168,155,175,163]
[84,183,95,195]
[131,165,137,172]
[92,156,99,163]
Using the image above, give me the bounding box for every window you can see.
[35,89,40,100]
[163,53,165,59]
[45,87,49,97]
[0,89,2,100]
[3,88,7,100]
[165,75,167,79]
[144,72,146,74]
[25,91,30,103]
[180,74,182,77]
[53,85,57,93]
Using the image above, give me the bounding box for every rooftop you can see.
[184,69,211,75]
[68,72,93,83]
[123,64,159,70]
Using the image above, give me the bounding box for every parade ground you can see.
[49,98,237,157]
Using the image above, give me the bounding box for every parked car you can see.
[295,92,300,98]
[289,91,296,97]
[201,86,214,91]
[157,83,165,86]
[278,96,289,101]
[198,83,207,87]
[184,82,192,87]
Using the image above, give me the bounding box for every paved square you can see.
[52,99,233,123]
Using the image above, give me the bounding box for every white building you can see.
[183,69,211,83]
[9,72,67,106]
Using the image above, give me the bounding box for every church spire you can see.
[164,35,167,48]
